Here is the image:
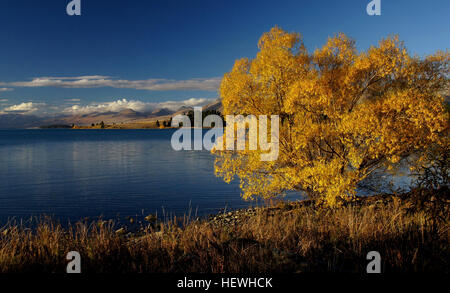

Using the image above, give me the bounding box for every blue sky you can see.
[0,0,448,115]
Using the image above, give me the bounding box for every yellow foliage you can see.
[215,27,449,207]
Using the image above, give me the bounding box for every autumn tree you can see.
[214,27,449,206]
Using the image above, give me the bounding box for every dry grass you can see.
[0,194,448,273]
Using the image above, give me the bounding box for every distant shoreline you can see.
[37,124,215,130]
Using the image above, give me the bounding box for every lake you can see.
[0,129,301,224]
[0,129,412,225]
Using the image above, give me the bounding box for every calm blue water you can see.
[0,129,270,224]
[0,129,410,225]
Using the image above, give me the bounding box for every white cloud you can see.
[0,98,216,116]
[63,98,215,115]
[1,102,45,114]
[156,97,215,110]
[0,88,13,92]
[2,76,221,91]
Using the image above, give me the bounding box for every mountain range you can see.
[0,99,223,129]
